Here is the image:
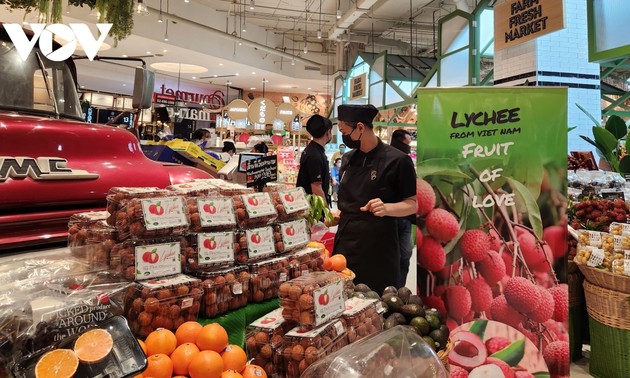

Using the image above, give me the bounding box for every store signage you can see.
[349,73,367,100]
[227,99,249,120]
[248,98,277,125]
[494,0,564,51]
[276,103,298,123]
[245,155,278,188]
[157,85,224,107]
[4,23,112,61]
[0,157,99,182]
[180,108,215,121]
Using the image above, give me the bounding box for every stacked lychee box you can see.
[574,224,630,276]
[245,307,296,377]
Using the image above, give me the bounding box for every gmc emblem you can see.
[0,157,99,182]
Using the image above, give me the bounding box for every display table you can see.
[198,299,280,348]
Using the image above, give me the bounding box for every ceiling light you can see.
[122,84,127,86]
[163,49,168,52]
[249,0,255,10]
[303,45,308,54]
[250,87,256,90]
[158,14,163,23]
[317,30,322,39]
[122,54,128,57]
[213,74,218,77]
[251,71,256,75]
[184,0,190,2]
[242,24,247,32]
[227,81,232,85]
[282,96,290,103]
[135,0,149,15]
[192,76,197,79]
[235,73,240,76]
[219,63,223,66]
[238,40,242,46]
[291,58,295,66]
[337,9,342,19]
[146,51,151,54]
[307,87,311,90]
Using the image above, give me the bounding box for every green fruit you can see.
[410,316,430,336]
[388,312,407,325]
[397,287,412,304]
[401,304,426,321]
[407,294,423,306]
[385,296,403,313]
[352,291,366,299]
[425,308,443,324]
[425,314,441,330]
[382,286,398,296]
[381,292,395,303]
[423,336,437,351]
[365,291,380,299]
[354,283,371,293]
[429,328,448,349]
[384,317,398,330]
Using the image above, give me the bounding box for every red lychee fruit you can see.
[416,227,423,249]
[425,208,459,242]
[543,341,569,375]
[527,286,554,323]
[465,278,493,313]
[518,232,551,268]
[504,277,541,314]
[485,337,511,354]
[477,250,506,285]
[548,284,568,323]
[490,295,522,329]
[446,285,472,320]
[434,285,447,297]
[446,318,459,332]
[449,365,469,378]
[486,357,515,378]
[422,295,447,316]
[460,229,491,262]
[417,236,446,272]
[416,178,436,216]
[543,225,568,259]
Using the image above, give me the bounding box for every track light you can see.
[317,30,322,39]
[291,58,295,66]
[336,9,342,19]
[303,45,308,54]
[249,0,255,10]
[135,0,149,15]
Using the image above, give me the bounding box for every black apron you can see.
[333,145,400,295]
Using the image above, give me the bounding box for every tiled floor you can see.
[571,345,593,377]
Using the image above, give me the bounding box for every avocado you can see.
[365,291,380,300]
[352,291,366,299]
[354,283,371,293]
[388,312,407,325]
[423,336,437,351]
[397,287,412,304]
[439,324,450,340]
[429,328,448,349]
[425,308,443,324]
[401,304,426,321]
[385,296,404,313]
[407,294,423,306]
[410,316,430,336]
[384,317,399,330]
[382,286,398,297]
[425,314,441,330]
[381,292,395,303]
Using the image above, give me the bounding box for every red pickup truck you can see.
[0,25,210,250]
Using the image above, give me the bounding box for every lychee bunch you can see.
[477,250,506,285]
[425,208,459,242]
[543,341,569,375]
[504,277,541,314]
[517,232,552,269]
[465,278,493,313]
[417,236,446,272]
[490,295,523,329]
[460,230,491,262]
[543,225,567,259]
[527,286,554,323]
[445,285,472,320]
[416,178,436,216]
[548,284,568,323]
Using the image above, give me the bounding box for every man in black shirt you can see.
[333,104,416,294]
[296,114,333,206]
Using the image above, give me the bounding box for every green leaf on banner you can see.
[417,158,471,180]
[504,152,543,200]
[532,373,551,378]
[592,126,619,153]
[470,158,509,191]
[507,178,543,239]
[490,338,525,366]
[605,115,627,140]
[468,320,488,339]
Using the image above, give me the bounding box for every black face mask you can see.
[342,127,362,149]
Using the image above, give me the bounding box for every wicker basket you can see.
[437,339,452,371]
[588,315,630,378]
[577,263,630,294]
[583,280,630,330]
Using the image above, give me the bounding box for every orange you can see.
[171,342,200,376]
[145,328,177,356]
[242,364,268,378]
[322,257,332,271]
[34,349,79,378]
[330,254,347,272]
[138,339,147,355]
[143,353,173,378]
[222,370,244,378]
[175,321,203,346]
[196,323,228,352]
[74,328,113,363]
[221,344,247,373]
[188,350,224,378]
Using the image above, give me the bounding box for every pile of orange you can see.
[322,254,354,278]
[135,321,267,378]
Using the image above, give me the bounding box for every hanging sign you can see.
[276,103,298,122]
[349,73,367,100]
[248,98,276,125]
[227,99,249,120]
[494,0,565,51]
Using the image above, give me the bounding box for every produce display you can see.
[233,193,278,229]
[246,307,295,377]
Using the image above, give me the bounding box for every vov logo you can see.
[4,23,112,62]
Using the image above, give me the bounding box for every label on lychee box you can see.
[279,188,309,214]
[280,219,309,248]
[242,193,276,218]
[313,280,345,327]
[622,223,630,235]
[169,181,214,194]
[279,272,288,282]
[139,274,196,289]
[197,232,234,265]
[587,248,605,267]
[246,227,276,258]
[232,282,243,295]
[141,196,188,230]
[251,308,285,330]
[197,197,236,227]
[134,242,182,280]
[584,231,602,247]
[343,297,377,316]
[614,235,623,251]
[116,187,161,194]
[73,211,109,222]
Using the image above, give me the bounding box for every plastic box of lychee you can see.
[235,226,283,264]
[123,274,203,338]
[165,181,217,197]
[105,187,169,226]
[182,232,239,272]
[278,271,348,330]
[287,247,325,280]
[198,180,254,196]
[340,297,383,344]
[67,210,109,247]
[274,219,311,254]
[269,187,311,222]
[281,319,349,378]
[69,220,120,269]
[109,237,184,281]
[245,307,296,378]
[187,195,238,233]
[193,266,251,318]
[114,196,190,240]
[247,256,290,303]
[233,192,278,229]
[609,222,630,236]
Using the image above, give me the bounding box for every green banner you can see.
[416,87,568,376]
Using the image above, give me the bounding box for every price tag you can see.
[614,235,623,251]
[625,251,630,260]
[624,260,630,276]
[623,224,630,235]
[375,301,386,314]
[181,298,193,309]
[232,282,243,295]
[301,269,309,277]
[587,231,602,247]
[333,320,345,336]
[587,248,605,267]
[279,272,287,282]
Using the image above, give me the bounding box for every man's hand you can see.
[360,198,388,217]
[325,209,341,227]
[332,178,338,185]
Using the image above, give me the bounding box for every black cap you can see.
[338,104,379,123]
[306,114,332,138]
